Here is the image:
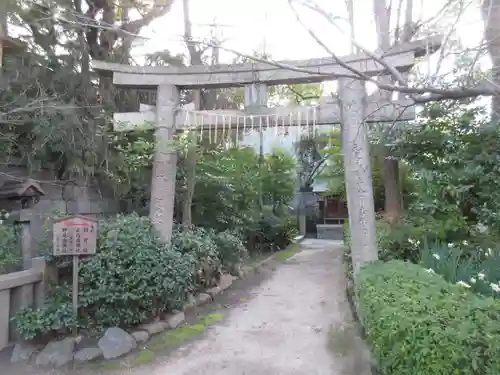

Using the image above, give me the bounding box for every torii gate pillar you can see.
[338,78,378,275]
[150,84,179,244]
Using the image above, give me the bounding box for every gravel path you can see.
[120,239,372,375]
[3,239,372,375]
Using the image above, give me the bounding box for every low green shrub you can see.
[375,219,424,263]
[343,219,422,278]
[357,260,500,375]
[12,285,76,340]
[344,217,434,275]
[244,213,297,254]
[13,214,197,339]
[171,226,222,289]
[13,211,282,340]
[212,230,248,274]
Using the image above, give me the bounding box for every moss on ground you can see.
[275,245,300,261]
[131,349,155,366]
[90,361,123,371]
[90,313,225,370]
[199,313,224,325]
[132,313,224,364]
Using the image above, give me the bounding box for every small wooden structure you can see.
[309,179,348,240]
[318,196,348,225]
[0,179,45,263]
[0,179,45,210]
[0,0,26,68]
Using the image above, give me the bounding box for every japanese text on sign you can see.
[53,216,97,256]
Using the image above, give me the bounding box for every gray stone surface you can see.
[218,274,235,290]
[100,239,372,375]
[73,347,102,362]
[138,321,168,335]
[338,78,378,274]
[131,330,150,344]
[98,327,137,360]
[183,294,196,311]
[194,293,211,306]
[166,312,185,329]
[10,342,39,363]
[205,286,222,298]
[316,224,344,240]
[35,338,75,367]
[93,38,438,89]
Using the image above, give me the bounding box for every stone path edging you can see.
[10,235,305,368]
[344,268,379,375]
[239,235,305,277]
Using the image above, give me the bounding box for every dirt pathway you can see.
[3,239,372,375]
[116,239,372,375]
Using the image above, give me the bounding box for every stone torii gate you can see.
[93,38,437,273]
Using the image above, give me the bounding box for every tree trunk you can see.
[181,89,200,227]
[373,0,406,224]
[382,154,403,224]
[182,139,197,227]
[0,1,6,70]
[345,0,356,53]
[481,0,500,124]
[180,0,201,227]
[259,129,264,209]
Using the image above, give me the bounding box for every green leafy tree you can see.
[320,129,404,212]
[393,103,500,242]
[261,148,296,212]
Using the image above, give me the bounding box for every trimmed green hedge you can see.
[357,260,500,375]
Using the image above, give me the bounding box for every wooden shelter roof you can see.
[0,179,45,199]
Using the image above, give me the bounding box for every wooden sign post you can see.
[53,215,97,334]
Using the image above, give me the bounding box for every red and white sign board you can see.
[53,215,97,256]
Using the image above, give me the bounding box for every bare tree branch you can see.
[80,2,500,104]
[287,0,500,103]
[182,0,202,65]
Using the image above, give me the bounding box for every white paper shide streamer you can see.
[180,105,321,144]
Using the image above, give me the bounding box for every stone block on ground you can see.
[98,327,137,359]
[238,266,251,279]
[206,286,222,298]
[73,347,103,362]
[233,264,245,279]
[182,294,196,311]
[166,311,185,329]
[10,342,39,363]
[219,274,236,290]
[35,338,75,367]
[195,293,212,306]
[131,330,150,343]
[137,320,168,335]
